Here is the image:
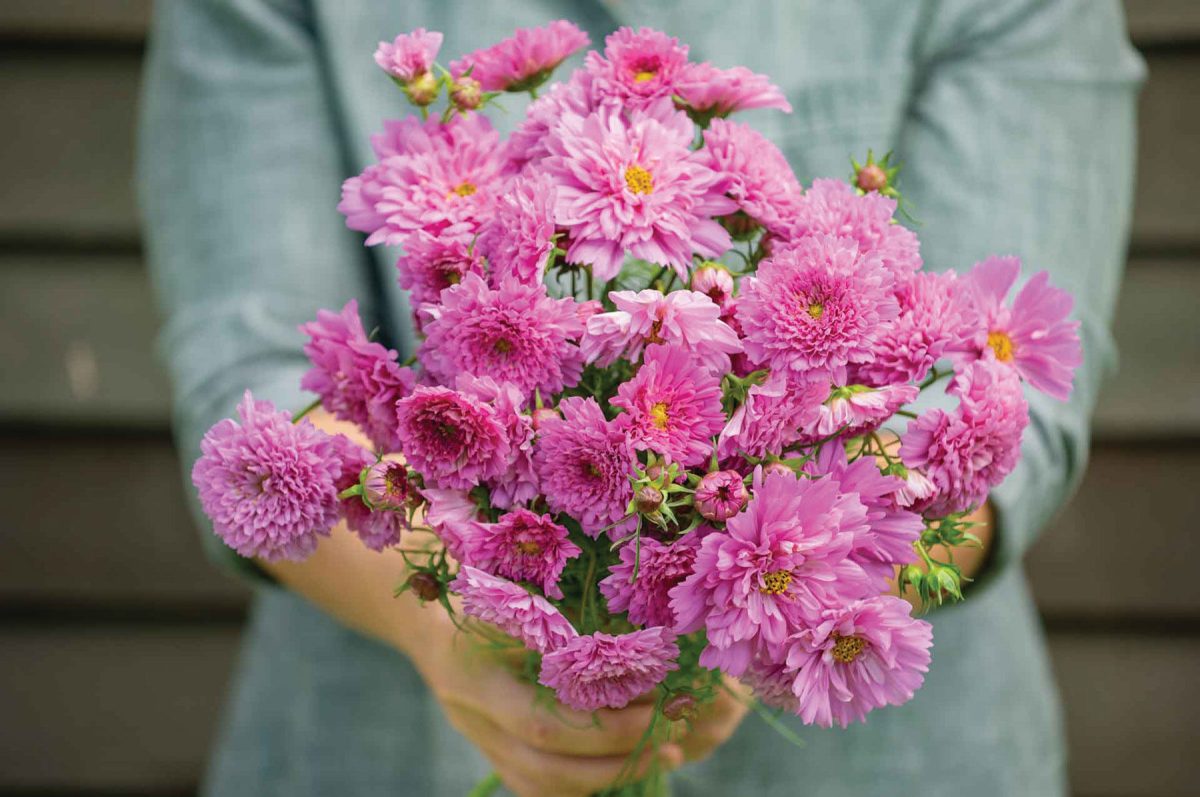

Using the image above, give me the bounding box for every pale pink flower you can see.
[451,20,589,92]
[539,627,680,710]
[451,566,578,654]
[374,28,442,81]
[675,62,791,118]
[584,27,691,108]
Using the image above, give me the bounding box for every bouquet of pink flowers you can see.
[191,20,1082,793]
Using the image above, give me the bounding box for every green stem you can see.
[292,397,322,424]
[467,772,502,797]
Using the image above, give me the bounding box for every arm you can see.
[897,0,1143,575]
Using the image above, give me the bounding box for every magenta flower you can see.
[533,396,637,538]
[784,596,933,728]
[374,28,442,81]
[362,459,412,511]
[670,469,872,676]
[395,386,510,490]
[423,487,482,562]
[958,255,1082,400]
[451,566,578,654]
[801,383,919,442]
[694,470,749,522]
[333,438,405,551]
[699,118,804,238]
[339,114,504,247]
[717,370,829,462]
[192,392,347,561]
[396,225,486,306]
[418,274,584,399]
[463,508,580,599]
[600,534,702,627]
[299,300,416,452]
[581,289,742,374]
[900,359,1029,515]
[737,234,898,379]
[787,179,922,280]
[539,627,680,711]
[853,270,974,387]
[477,171,557,286]
[456,374,539,510]
[612,344,725,467]
[451,20,589,92]
[545,100,734,280]
[584,27,691,107]
[675,62,791,118]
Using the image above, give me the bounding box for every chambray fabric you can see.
[138,2,1143,795]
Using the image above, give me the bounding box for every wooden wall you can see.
[0,2,1197,795]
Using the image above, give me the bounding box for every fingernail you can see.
[659,743,685,768]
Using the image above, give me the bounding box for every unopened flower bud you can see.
[762,461,793,478]
[691,263,735,310]
[407,571,442,602]
[662,693,698,722]
[856,162,888,193]
[693,470,747,521]
[719,210,761,241]
[405,71,439,106]
[363,460,411,511]
[635,485,664,516]
[450,75,483,111]
[531,407,561,430]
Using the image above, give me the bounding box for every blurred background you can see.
[0,1,1197,795]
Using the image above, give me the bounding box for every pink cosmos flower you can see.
[394,386,510,490]
[396,225,486,306]
[463,508,580,599]
[784,596,933,728]
[451,20,589,92]
[451,566,578,654]
[600,534,702,627]
[804,447,922,589]
[192,392,349,561]
[900,359,1029,515]
[544,100,735,280]
[737,234,898,379]
[374,28,442,81]
[670,469,873,676]
[957,255,1082,401]
[612,344,725,467]
[787,179,922,280]
[699,118,804,238]
[675,62,791,118]
[456,374,539,509]
[418,274,584,399]
[299,300,416,452]
[339,114,505,247]
[539,627,680,711]
[423,487,481,562]
[584,27,691,107]
[717,370,830,462]
[332,438,405,551]
[800,383,919,443]
[477,171,557,286]
[853,270,974,387]
[533,396,637,538]
[581,289,742,374]
[693,470,749,521]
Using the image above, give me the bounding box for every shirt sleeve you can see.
[895,0,1145,573]
[137,0,383,583]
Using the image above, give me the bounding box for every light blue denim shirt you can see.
[139,2,1142,794]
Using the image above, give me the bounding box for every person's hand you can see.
[401,608,748,797]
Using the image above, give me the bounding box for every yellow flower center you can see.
[650,401,670,429]
[806,302,824,319]
[760,569,792,595]
[450,181,477,198]
[634,69,657,83]
[494,338,513,354]
[624,165,654,195]
[514,540,542,555]
[988,330,1015,362]
[830,634,867,664]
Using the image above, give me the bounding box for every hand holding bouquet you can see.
[191,20,1082,794]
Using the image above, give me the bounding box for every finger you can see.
[496,737,685,794]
